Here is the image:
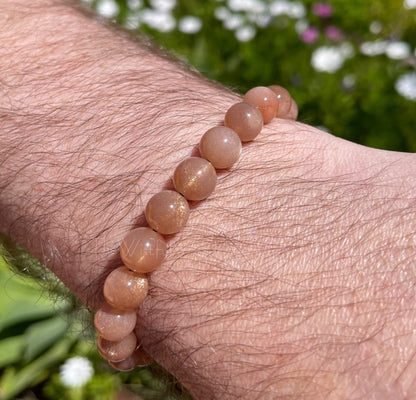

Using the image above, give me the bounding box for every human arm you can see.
[1,1,416,399]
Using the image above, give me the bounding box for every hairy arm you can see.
[1,1,416,399]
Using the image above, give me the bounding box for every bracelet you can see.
[93,85,298,371]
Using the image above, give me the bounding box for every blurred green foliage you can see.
[0,251,75,400]
[110,0,416,151]
[0,242,192,400]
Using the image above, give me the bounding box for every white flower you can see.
[223,14,245,30]
[251,0,267,14]
[404,0,416,9]
[235,25,256,41]
[179,16,202,34]
[369,21,382,34]
[311,46,345,73]
[150,0,176,12]
[395,72,416,101]
[60,357,93,388]
[385,41,411,60]
[269,0,291,16]
[247,12,271,27]
[339,42,355,59]
[140,9,176,32]
[227,0,266,13]
[360,40,388,56]
[96,0,119,18]
[127,0,143,10]
[215,6,231,20]
[294,19,308,34]
[287,2,306,18]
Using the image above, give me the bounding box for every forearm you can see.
[0,0,237,306]
[1,2,416,399]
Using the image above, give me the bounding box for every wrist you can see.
[137,129,416,399]
[2,3,416,399]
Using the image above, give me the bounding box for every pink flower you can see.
[301,26,319,43]
[312,2,333,18]
[325,25,344,41]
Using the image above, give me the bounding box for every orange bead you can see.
[109,347,153,371]
[268,85,292,118]
[286,98,298,120]
[199,126,242,169]
[104,266,148,310]
[224,102,263,142]
[97,332,137,362]
[120,227,167,273]
[94,302,136,342]
[145,190,190,235]
[243,86,279,124]
[173,157,217,201]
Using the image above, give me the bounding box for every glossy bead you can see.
[286,98,298,120]
[109,347,153,371]
[120,227,167,273]
[94,302,136,342]
[268,85,292,118]
[145,190,189,235]
[97,332,137,362]
[199,127,242,169]
[173,157,217,201]
[243,86,279,124]
[104,266,148,310]
[224,102,263,142]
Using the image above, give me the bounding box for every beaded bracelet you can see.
[93,85,298,371]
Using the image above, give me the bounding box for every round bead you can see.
[243,86,279,124]
[145,190,190,235]
[173,157,217,201]
[268,85,292,118]
[109,347,153,371]
[120,227,167,273]
[104,266,148,310]
[97,332,137,362]
[286,98,298,120]
[199,127,242,169]
[224,102,263,142]
[94,302,136,342]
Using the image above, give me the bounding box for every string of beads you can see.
[93,85,298,371]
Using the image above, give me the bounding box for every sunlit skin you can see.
[1,1,416,399]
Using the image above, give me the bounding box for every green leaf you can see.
[0,260,65,333]
[0,335,75,400]
[0,335,25,368]
[24,316,69,363]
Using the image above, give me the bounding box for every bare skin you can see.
[1,1,416,399]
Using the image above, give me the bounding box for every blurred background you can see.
[1,0,415,399]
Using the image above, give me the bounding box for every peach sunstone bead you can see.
[199,126,242,169]
[109,347,153,371]
[173,157,217,201]
[145,190,190,235]
[104,266,148,310]
[287,98,299,120]
[224,102,263,142]
[97,332,137,362]
[243,86,279,124]
[94,302,136,342]
[120,227,167,273]
[268,85,292,118]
